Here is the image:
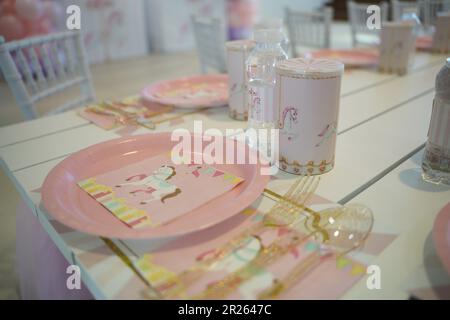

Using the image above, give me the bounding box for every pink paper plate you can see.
[305,49,379,68]
[141,74,229,108]
[41,133,269,240]
[416,35,432,51]
[433,202,450,275]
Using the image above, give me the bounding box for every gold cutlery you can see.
[257,203,374,299]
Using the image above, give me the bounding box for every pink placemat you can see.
[132,197,391,300]
[78,98,173,130]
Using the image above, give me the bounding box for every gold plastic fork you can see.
[150,176,320,299]
[101,101,157,129]
[263,175,320,227]
[257,204,374,299]
[206,175,321,264]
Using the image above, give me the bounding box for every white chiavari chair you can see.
[0,31,95,120]
[190,16,227,74]
[284,7,333,57]
[419,0,450,29]
[391,0,420,21]
[347,1,389,47]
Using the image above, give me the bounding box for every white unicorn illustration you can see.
[230,83,245,98]
[115,165,181,204]
[279,106,299,141]
[315,121,337,147]
[248,88,262,118]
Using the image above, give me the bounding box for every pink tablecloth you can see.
[16,200,93,299]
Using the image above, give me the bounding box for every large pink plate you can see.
[305,49,379,67]
[41,133,269,240]
[433,202,450,275]
[141,74,229,108]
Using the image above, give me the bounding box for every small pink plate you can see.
[41,133,269,240]
[305,49,379,68]
[433,202,450,275]
[416,35,432,51]
[141,74,229,108]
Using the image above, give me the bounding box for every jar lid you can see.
[225,39,255,51]
[276,58,345,79]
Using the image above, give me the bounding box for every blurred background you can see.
[0,0,351,126]
[1,0,328,61]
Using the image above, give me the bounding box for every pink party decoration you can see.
[227,0,259,40]
[0,14,25,41]
[36,17,53,34]
[0,0,16,15]
[15,0,44,21]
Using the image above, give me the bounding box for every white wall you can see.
[146,0,328,53]
[67,0,148,64]
[146,0,226,53]
[259,0,327,19]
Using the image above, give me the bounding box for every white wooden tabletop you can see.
[1,51,449,299]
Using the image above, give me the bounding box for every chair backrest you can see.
[391,0,420,21]
[419,0,450,28]
[191,16,227,74]
[284,7,333,57]
[0,31,95,120]
[347,1,389,47]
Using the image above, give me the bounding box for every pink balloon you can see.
[42,0,63,27]
[0,14,25,41]
[15,0,44,21]
[0,0,16,15]
[37,17,53,34]
[21,19,34,36]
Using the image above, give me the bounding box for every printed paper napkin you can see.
[78,153,244,228]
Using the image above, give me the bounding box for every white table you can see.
[1,51,449,299]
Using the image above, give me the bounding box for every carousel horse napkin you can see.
[78,153,244,228]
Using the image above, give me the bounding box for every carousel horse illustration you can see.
[315,121,337,147]
[115,165,181,204]
[279,106,299,141]
[205,235,274,299]
[230,83,245,98]
[248,88,262,118]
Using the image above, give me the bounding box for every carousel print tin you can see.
[225,39,256,120]
[275,58,344,175]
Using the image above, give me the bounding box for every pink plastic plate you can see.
[41,133,269,240]
[305,49,379,67]
[141,74,229,108]
[433,202,450,275]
